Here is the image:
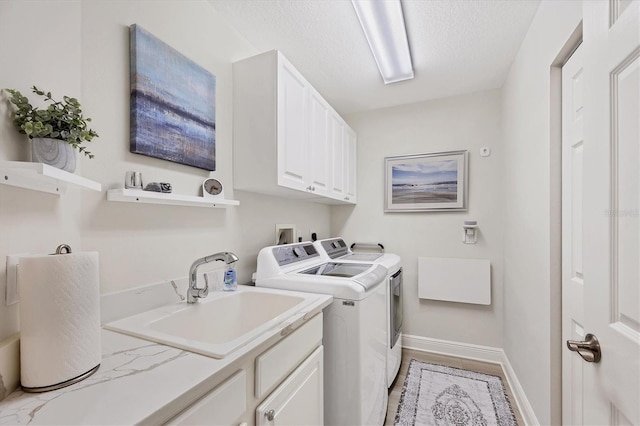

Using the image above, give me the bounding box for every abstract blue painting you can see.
[130,24,216,170]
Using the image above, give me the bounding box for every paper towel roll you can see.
[18,251,101,391]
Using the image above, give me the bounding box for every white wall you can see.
[501,1,581,424]
[0,0,84,344]
[0,0,331,342]
[333,90,504,348]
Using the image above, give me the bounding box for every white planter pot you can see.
[31,138,76,173]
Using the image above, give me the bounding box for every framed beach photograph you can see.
[385,150,468,212]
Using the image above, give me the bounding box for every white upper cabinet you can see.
[277,59,308,192]
[307,88,331,198]
[328,114,356,203]
[233,50,356,204]
[329,112,345,199]
[345,127,357,203]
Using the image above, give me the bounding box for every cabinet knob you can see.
[266,409,276,421]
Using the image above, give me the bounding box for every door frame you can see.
[551,23,583,425]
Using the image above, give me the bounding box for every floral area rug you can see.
[394,359,517,426]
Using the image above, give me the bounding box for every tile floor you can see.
[384,348,525,426]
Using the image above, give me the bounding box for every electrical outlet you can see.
[6,254,27,306]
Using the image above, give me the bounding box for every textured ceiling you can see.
[209,0,541,115]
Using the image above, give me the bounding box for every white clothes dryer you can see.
[314,238,403,388]
[255,242,388,426]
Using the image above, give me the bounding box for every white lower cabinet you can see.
[167,370,246,425]
[164,314,323,426]
[256,347,323,426]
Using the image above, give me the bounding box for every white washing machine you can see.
[255,242,388,426]
[314,238,403,388]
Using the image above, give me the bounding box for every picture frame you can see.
[384,150,468,212]
[129,24,217,171]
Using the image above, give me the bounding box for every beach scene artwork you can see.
[386,151,467,211]
[130,25,216,171]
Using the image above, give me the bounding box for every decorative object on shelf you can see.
[30,137,76,173]
[143,182,172,193]
[201,177,224,199]
[124,171,143,189]
[384,150,468,212]
[130,24,216,171]
[4,86,99,172]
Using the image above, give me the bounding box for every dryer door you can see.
[390,268,403,348]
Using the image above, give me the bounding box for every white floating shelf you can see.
[107,188,240,208]
[0,161,102,195]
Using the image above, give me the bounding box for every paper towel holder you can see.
[23,364,101,393]
[21,243,102,393]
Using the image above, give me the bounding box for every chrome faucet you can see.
[187,252,239,303]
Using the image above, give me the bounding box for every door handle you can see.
[567,333,601,363]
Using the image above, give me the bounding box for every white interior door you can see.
[562,42,586,426]
[577,1,640,424]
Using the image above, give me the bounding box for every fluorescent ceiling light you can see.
[351,0,414,84]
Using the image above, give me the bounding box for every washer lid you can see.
[297,263,388,291]
[299,262,372,278]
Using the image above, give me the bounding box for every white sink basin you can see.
[105,286,321,359]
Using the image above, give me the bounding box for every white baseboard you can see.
[401,334,540,426]
[500,351,540,426]
[402,334,504,363]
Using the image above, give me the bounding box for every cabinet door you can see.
[277,57,309,192]
[329,114,346,199]
[256,346,323,426]
[344,126,357,203]
[307,89,330,196]
[167,370,246,425]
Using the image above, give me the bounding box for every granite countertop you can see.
[0,287,332,425]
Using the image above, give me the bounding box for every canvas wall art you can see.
[385,150,468,212]
[130,24,216,171]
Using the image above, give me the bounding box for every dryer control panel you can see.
[320,238,349,259]
[272,243,319,266]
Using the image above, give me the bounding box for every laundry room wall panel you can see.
[332,89,504,348]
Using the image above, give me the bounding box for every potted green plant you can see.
[4,86,98,172]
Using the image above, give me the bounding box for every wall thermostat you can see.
[202,178,224,199]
